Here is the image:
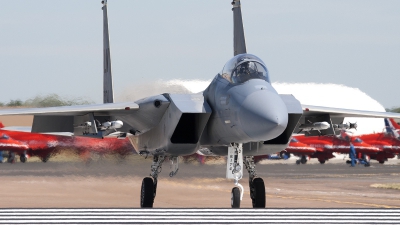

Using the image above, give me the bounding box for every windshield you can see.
[290,138,298,143]
[353,138,363,143]
[221,54,270,84]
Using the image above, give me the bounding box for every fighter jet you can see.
[352,118,400,164]
[1,0,400,208]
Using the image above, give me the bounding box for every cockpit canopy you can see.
[0,134,9,140]
[220,54,270,84]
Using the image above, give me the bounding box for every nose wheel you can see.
[231,187,241,208]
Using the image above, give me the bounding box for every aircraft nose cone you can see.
[238,91,288,141]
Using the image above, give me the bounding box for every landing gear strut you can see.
[296,155,308,165]
[140,155,165,208]
[7,151,15,163]
[226,143,244,208]
[244,156,265,208]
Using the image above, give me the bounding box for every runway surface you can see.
[0,155,400,208]
[0,209,400,224]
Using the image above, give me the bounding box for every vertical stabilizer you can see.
[102,0,114,103]
[385,118,400,139]
[389,118,400,130]
[232,0,247,56]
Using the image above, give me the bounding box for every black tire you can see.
[300,158,307,164]
[252,178,266,208]
[20,155,27,163]
[231,187,240,208]
[319,160,325,164]
[364,162,370,167]
[8,152,15,163]
[378,160,385,164]
[296,160,300,165]
[41,155,50,163]
[141,177,154,208]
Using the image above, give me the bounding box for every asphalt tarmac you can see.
[0,155,399,208]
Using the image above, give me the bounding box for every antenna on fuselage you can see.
[102,0,114,103]
[232,0,247,56]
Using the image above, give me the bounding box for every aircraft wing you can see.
[0,102,139,116]
[302,104,400,118]
[298,104,400,136]
[0,94,171,136]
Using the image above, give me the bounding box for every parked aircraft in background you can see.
[388,118,400,137]
[0,122,134,163]
[352,118,400,164]
[283,131,379,165]
[1,0,400,208]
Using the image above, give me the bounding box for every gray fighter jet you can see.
[1,0,400,208]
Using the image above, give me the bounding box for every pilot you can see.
[235,62,254,83]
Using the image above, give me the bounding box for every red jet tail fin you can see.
[0,122,4,129]
[386,118,400,139]
[389,118,400,130]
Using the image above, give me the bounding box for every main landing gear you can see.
[296,155,308,165]
[244,156,265,208]
[140,155,165,208]
[227,143,266,208]
[20,154,27,163]
[139,146,266,208]
[7,151,15,163]
[140,155,180,208]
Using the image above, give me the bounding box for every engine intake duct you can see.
[171,113,209,144]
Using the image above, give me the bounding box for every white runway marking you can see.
[0,209,399,224]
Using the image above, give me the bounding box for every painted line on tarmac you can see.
[0,209,399,224]
[267,194,400,208]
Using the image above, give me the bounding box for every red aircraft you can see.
[281,131,380,165]
[350,118,400,164]
[0,122,134,163]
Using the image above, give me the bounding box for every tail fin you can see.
[0,122,4,129]
[389,118,400,130]
[232,0,247,56]
[102,0,114,104]
[384,118,400,139]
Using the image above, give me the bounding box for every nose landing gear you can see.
[227,143,244,208]
[227,144,266,208]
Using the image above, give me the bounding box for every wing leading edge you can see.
[0,102,139,116]
[297,104,400,136]
[302,104,400,119]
